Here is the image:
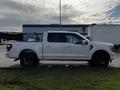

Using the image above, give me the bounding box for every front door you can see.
[62,33,90,60]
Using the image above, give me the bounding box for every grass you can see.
[0,66,120,90]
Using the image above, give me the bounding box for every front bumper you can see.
[110,52,115,62]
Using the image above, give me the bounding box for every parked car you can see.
[6,31,114,67]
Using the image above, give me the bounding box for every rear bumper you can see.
[6,53,15,59]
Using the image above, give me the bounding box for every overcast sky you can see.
[0,0,120,31]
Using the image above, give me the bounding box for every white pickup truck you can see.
[6,31,114,67]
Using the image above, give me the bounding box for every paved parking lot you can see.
[0,46,120,68]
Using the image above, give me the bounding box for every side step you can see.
[40,60,88,65]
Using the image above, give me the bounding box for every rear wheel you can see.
[20,52,39,67]
[90,51,110,67]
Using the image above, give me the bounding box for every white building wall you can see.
[91,25,120,44]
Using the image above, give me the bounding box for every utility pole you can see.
[91,23,96,41]
[59,0,62,30]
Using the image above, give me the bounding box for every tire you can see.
[20,52,39,67]
[90,51,110,67]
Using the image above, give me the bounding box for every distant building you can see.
[23,24,90,41]
[23,24,90,34]
[23,24,120,45]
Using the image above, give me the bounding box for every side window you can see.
[34,33,43,42]
[48,33,66,42]
[66,34,83,44]
[23,33,43,42]
[23,33,35,42]
[47,33,84,43]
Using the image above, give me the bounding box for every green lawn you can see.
[0,66,120,90]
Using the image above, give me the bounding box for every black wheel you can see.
[90,51,110,67]
[20,52,39,67]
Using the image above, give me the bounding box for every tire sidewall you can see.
[91,52,109,67]
[20,52,38,67]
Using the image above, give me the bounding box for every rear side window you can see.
[23,33,43,42]
[48,33,66,42]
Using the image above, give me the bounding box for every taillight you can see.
[6,44,12,52]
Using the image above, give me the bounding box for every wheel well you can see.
[19,49,38,59]
[92,50,110,60]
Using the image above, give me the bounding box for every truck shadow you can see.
[0,63,116,70]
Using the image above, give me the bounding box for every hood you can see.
[89,41,113,46]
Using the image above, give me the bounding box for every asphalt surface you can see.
[0,46,120,68]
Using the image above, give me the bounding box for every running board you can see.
[40,60,88,65]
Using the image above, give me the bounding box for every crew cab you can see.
[6,31,114,67]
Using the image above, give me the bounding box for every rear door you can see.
[43,33,67,59]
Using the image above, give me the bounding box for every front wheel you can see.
[20,52,39,67]
[90,51,110,67]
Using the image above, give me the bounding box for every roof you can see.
[47,31,78,33]
[23,24,90,28]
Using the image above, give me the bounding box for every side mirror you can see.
[73,40,81,45]
[81,40,88,45]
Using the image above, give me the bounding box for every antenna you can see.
[59,0,62,30]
